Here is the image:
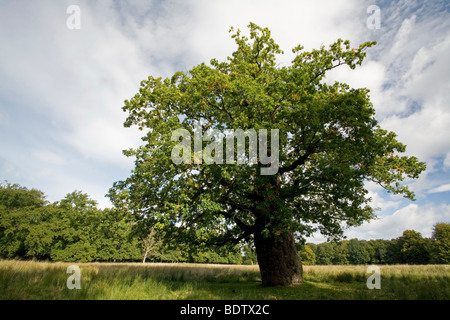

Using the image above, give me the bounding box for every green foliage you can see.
[0,185,141,262]
[315,242,336,265]
[309,227,447,265]
[242,243,258,265]
[0,182,48,258]
[315,241,348,265]
[398,230,430,264]
[333,241,350,265]
[298,244,316,265]
[347,239,372,265]
[0,182,47,209]
[0,183,244,264]
[369,239,395,264]
[0,207,32,257]
[430,223,450,264]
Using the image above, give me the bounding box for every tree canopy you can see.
[110,23,425,241]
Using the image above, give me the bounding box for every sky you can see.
[0,0,449,243]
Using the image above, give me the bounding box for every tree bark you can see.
[142,248,149,263]
[254,230,303,286]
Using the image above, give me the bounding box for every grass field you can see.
[0,260,449,300]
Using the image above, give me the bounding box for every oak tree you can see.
[110,23,426,286]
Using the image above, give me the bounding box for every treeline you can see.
[298,224,450,265]
[1,182,448,265]
[0,183,242,264]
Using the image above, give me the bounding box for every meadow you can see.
[0,260,448,300]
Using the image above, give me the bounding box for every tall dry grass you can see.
[0,260,260,299]
[1,260,448,300]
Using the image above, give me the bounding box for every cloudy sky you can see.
[0,0,449,243]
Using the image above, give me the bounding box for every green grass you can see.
[0,260,448,300]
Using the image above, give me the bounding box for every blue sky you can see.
[0,0,449,243]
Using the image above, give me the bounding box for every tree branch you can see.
[214,230,253,246]
[312,59,346,81]
[279,143,316,174]
[206,96,234,123]
[222,206,255,234]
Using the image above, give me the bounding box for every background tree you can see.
[95,208,141,262]
[298,244,316,265]
[430,223,449,264]
[242,242,258,265]
[369,239,390,264]
[113,23,424,285]
[0,185,142,262]
[333,241,350,265]
[398,230,430,264]
[0,182,47,258]
[23,205,59,260]
[315,242,336,265]
[382,239,403,265]
[0,182,46,210]
[347,239,372,265]
[142,224,164,263]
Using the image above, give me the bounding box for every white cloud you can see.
[367,189,402,212]
[345,203,450,240]
[0,109,8,127]
[0,1,156,173]
[32,150,65,166]
[186,0,368,66]
[428,184,450,194]
[367,2,450,120]
[387,15,417,64]
[380,96,450,168]
[444,153,450,170]
[365,9,450,181]
[306,232,328,245]
[327,60,388,112]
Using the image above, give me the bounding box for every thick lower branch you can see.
[279,144,316,174]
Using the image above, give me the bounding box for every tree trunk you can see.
[142,248,149,263]
[254,230,303,286]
